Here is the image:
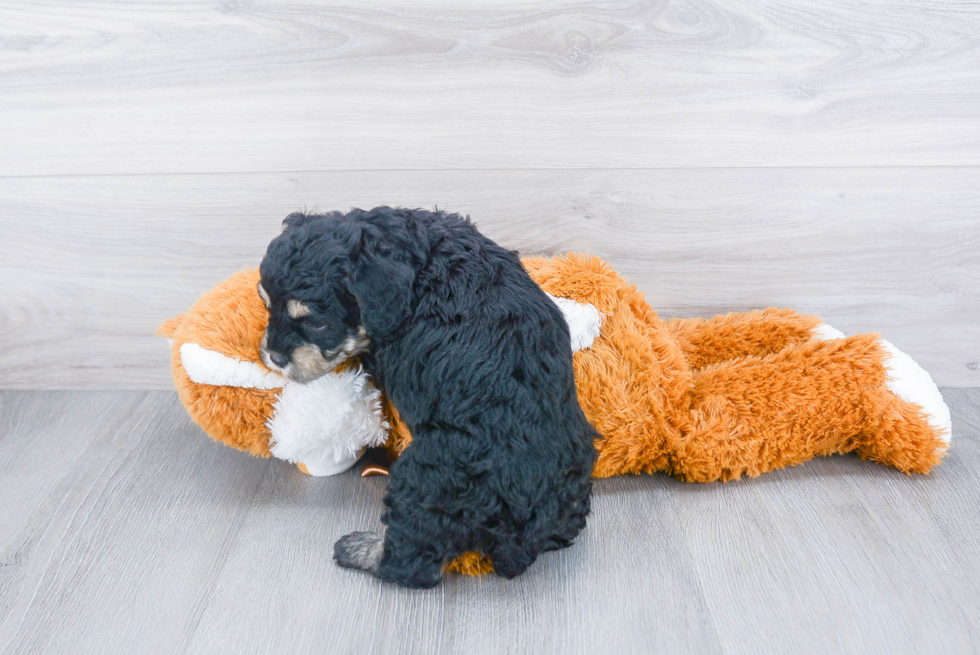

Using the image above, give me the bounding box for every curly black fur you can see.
[259,207,598,588]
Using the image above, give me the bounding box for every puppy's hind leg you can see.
[337,433,477,587]
[334,528,450,589]
[541,510,591,554]
[487,543,538,579]
[334,531,386,574]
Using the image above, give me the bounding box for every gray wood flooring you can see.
[0,389,978,655]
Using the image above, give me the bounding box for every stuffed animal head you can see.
[157,268,390,475]
[158,261,607,477]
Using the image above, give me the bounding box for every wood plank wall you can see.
[1,0,978,388]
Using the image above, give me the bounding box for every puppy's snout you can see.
[269,352,290,369]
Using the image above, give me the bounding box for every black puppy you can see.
[258,207,598,588]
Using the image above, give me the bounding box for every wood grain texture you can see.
[1,389,978,654]
[1,168,978,389]
[3,1,978,650]
[0,392,272,655]
[183,464,722,655]
[0,392,144,547]
[1,0,979,175]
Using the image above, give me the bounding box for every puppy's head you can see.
[258,209,416,383]
[258,212,368,383]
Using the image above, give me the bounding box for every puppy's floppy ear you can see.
[348,254,414,339]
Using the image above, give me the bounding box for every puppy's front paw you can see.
[334,531,385,573]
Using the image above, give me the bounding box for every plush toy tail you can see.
[853,338,951,473]
[156,314,184,338]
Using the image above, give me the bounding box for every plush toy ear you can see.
[348,255,415,339]
[156,314,184,338]
[546,294,603,351]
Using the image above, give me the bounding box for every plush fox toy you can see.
[160,254,951,573]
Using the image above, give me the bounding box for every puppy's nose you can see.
[269,352,290,369]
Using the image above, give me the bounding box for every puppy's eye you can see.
[306,321,330,333]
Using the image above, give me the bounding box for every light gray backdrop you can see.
[1,0,978,389]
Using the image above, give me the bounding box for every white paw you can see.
[812,323,847,341]
[879,339,952,449]
[302,449,366,476]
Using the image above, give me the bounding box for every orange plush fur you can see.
[396,254,947,574]
[158,269,368,459]
[159,269,277,457]
[161,256,948,577]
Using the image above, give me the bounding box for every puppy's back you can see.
[363,209,598,540]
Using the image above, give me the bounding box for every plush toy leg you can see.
[665,308,822,370]
[672,334,947,482]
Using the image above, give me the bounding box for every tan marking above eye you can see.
[257,283,271,309]
[287,299,311,319]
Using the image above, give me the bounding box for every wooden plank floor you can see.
[0,389,977,654]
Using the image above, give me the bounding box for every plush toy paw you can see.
[268,366,387,474]
[879,339,952,449]
[296,451,366,476]
[334,531,385,573]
